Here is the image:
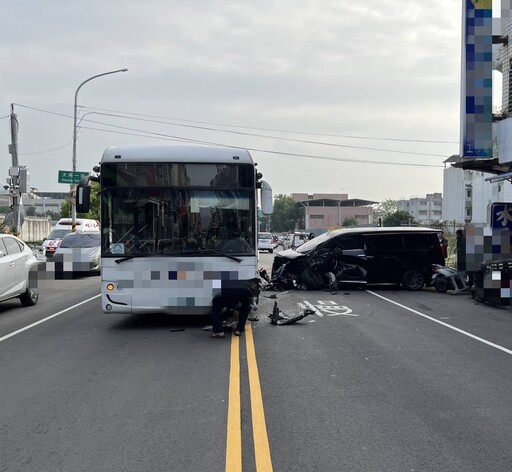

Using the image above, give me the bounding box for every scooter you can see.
[430,264,468,293]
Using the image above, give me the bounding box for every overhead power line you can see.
[21,142,72,155]
[14,103,453,159]
[80,125,443,168]
[82,105,458,145]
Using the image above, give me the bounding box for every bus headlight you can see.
[106,283,115,291]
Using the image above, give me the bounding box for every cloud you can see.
[1,0,462,201]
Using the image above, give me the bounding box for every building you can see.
[397,193,442,224]
[291,193,377,231]
[0,190,67,218]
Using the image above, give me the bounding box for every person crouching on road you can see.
[209,296,252,339]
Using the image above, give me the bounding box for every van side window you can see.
[331,234,363,250]
[402,233,437,250]
[364,234,404,251]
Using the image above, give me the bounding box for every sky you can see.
[0,0,466,203]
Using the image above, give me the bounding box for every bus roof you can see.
[101,145,254,164]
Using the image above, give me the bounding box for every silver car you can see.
[0,233,39,306]
[53,232,101,275]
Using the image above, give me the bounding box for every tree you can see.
[40,210,61,220]
[342,216,358,227]
[25,205,37,216]
[382,210,415,227]
[270,194,301,232]
[60,182,100,221]
[373,199,397,224]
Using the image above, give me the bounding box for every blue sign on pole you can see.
[490,203,512,229]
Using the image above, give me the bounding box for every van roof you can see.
[296,226,440,253]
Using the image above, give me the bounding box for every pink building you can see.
[291,193,377,230]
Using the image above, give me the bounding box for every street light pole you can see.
[71,68,128,227]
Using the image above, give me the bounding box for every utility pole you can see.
[6,103,29,236]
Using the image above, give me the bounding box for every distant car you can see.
[42,229,70,259]
[0,234,39,306]
[283,232,308,250]
[258,232,274,253]
[53,232,101,275]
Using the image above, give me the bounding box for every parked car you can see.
[53,232,101,276]
[0,234,39,306]
[271,227,445,290]
[258,232,275,253]
[283,232,308,250]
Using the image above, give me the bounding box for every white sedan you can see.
[0,233,39,306]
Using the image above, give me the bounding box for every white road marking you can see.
[300,300,359,317]
[299,300,323,316]
[0,294,101,344]
[367,290,512,356]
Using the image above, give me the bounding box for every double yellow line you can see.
[225,323,273,472]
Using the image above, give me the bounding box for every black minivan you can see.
[271,227,445,290]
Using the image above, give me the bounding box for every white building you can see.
[397,193,442,224]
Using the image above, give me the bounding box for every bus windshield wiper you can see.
[114,255,135,264]
[197,249,242,263]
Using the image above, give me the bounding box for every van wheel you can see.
[20,287,39,306]
[402,270,424,291]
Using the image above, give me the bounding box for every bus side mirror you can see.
[76,176,92,213]
[260,180,273,215]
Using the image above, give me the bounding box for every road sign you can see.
[4,212,24,228]
[490,202,512,230]
[58,171,89,184]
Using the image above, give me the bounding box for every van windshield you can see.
[47,229,71,240]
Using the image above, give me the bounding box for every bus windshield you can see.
[101,188,255,257]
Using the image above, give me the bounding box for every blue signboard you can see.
[490,203,512,229]
[461,0,493,158]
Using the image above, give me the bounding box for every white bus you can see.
[77,145,272,315]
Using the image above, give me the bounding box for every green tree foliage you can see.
[40,210,61,220]
[382,210,415,227]
[25,205,37,216]
[60,182,100,221]
[0,222,14,234]
[373,199,397,224]
[342,216,358,227]
[270,194,301,232]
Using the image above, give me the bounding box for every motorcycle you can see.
[430,264,467,293]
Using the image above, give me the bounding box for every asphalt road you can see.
[0,252,512,471]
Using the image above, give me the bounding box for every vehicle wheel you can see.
[269,249,273,254]
[402,270,425,291]
[301,267,324,290]
[19,287,39,306]
[434,276,449,293]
